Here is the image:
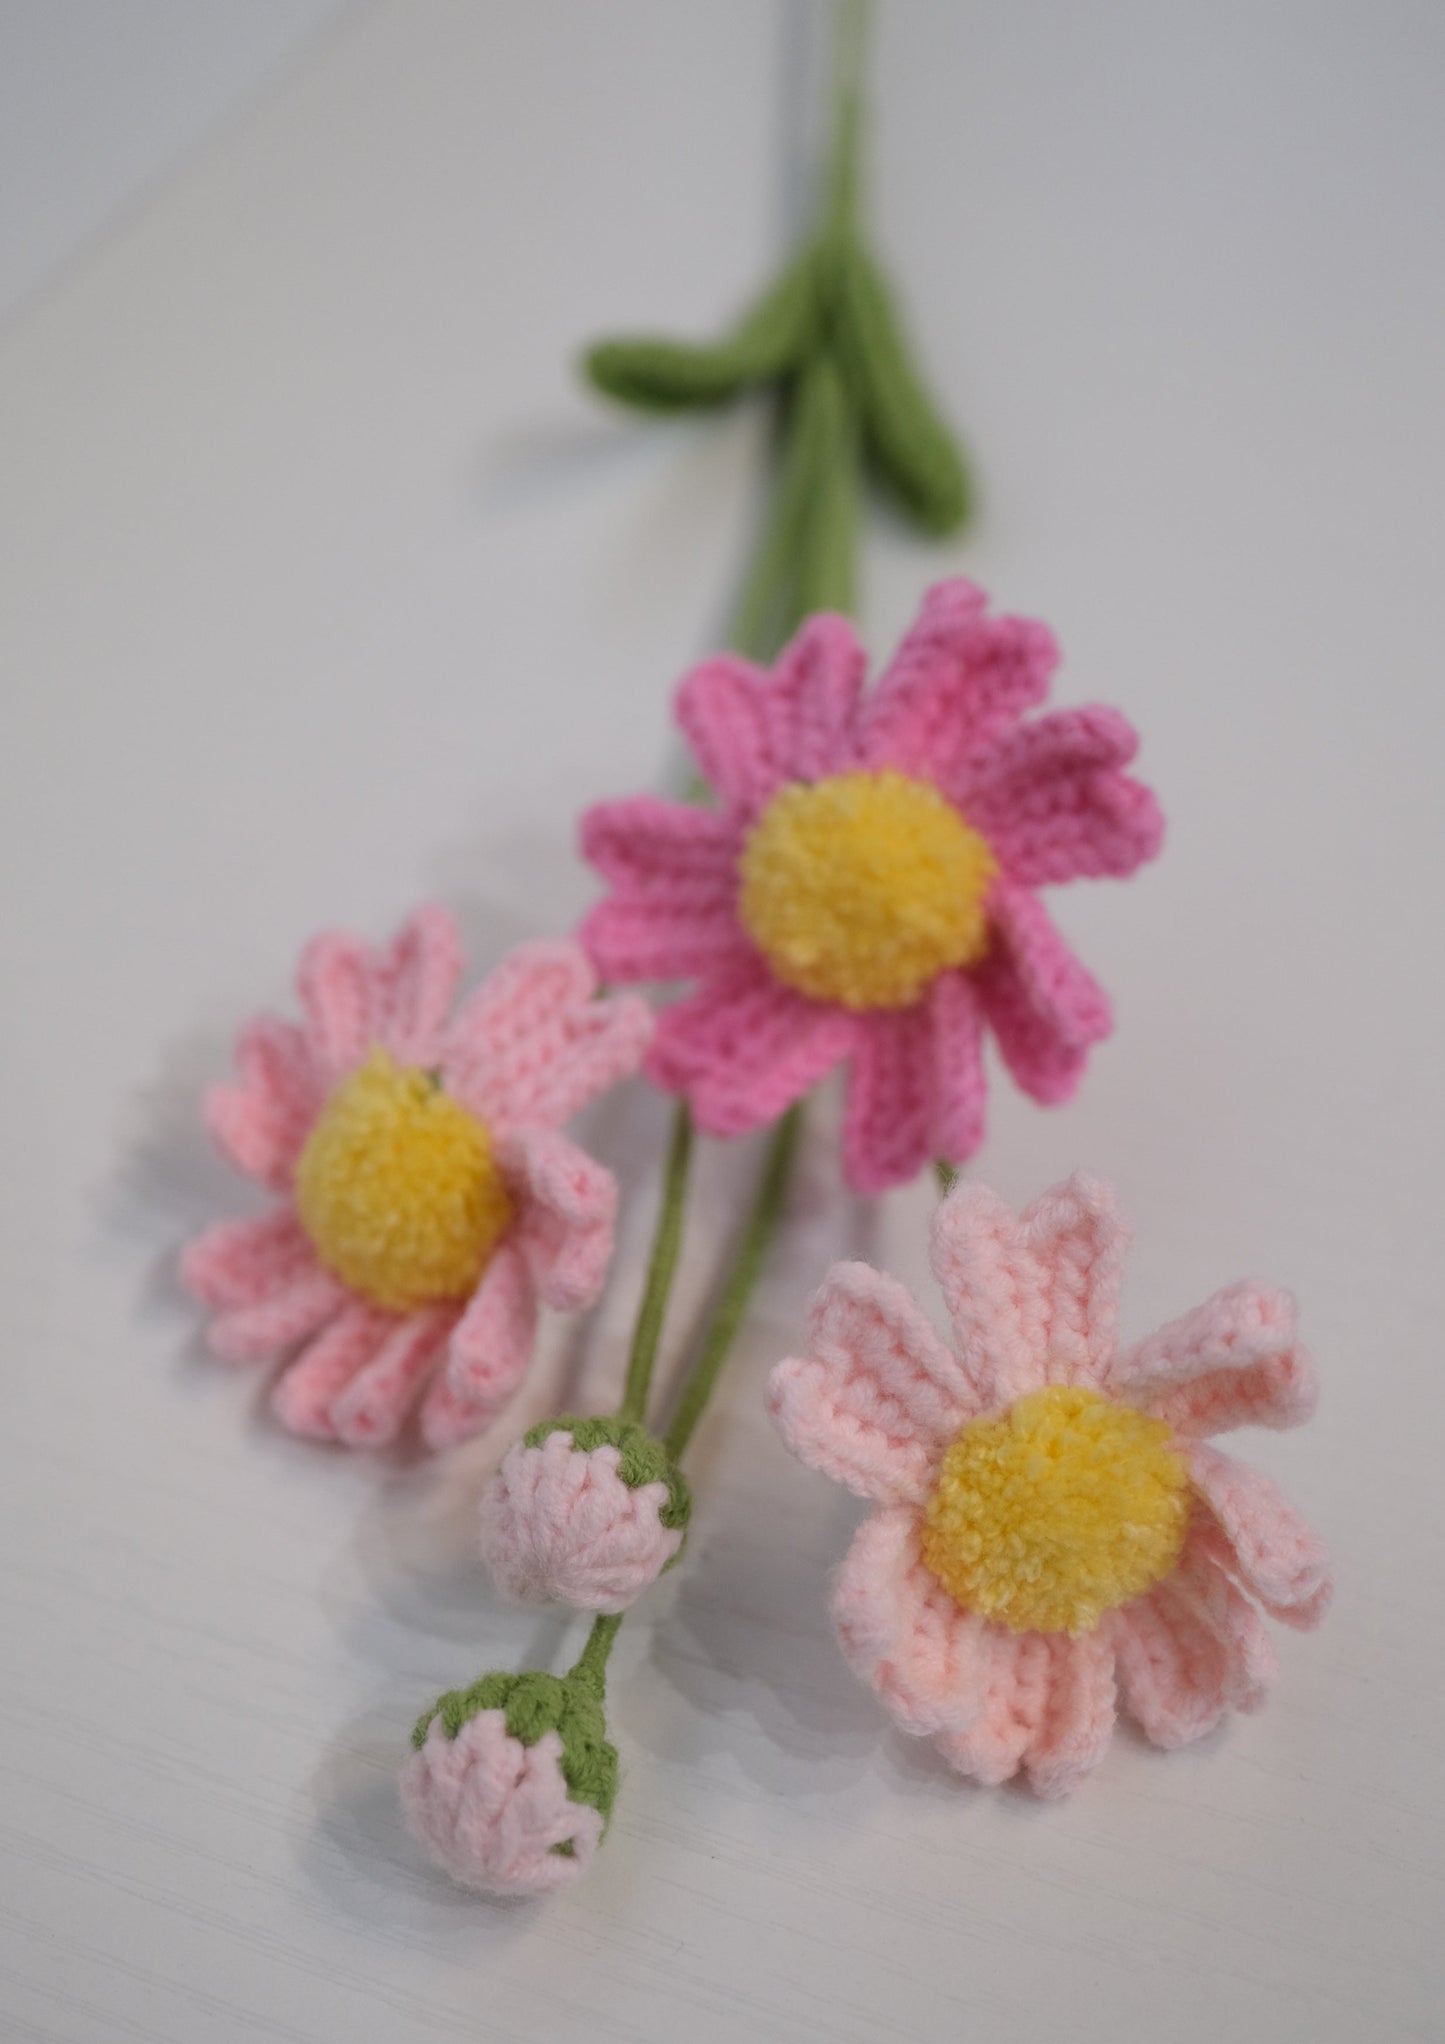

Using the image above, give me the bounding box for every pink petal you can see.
[861,580,1057,794]
[929,970,988,1166]
[580,794,740,892]
[206,1015,322,1190]
[374,903,463,1068]
[1187,1444,1332,1628]
[1017,1174,1129,1388]
[674,652,785,815]
[934,1628,1053,1786]
[961,705,1165,885]
[842,1007,935,1194]
[417,1372,496,1451]
[443,1243,539,1413]
[830,1507,988,1735]
[1169,1535,1278,1713]
[1023,1631,1118,1799]
[1110,1577,1237,1748]
[578,894,749,984]
[768,1262,981,1504]
[207,1267,344,1364]
[330,1304,458,1447]
[767,612,868,778]
[974,882,1112,1105]
[181,1208,312,1309]
[1110,1280,1317,1436]
[928,1182,1047,1406]
[647,959,856,1136]
[500,1128,618,1312]
[270,1299,393,1439]
[297,928,381,1078]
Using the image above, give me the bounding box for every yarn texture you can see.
[767,1173,1329,1796]
[580,580,1163,1191]
[183,906,652,1449]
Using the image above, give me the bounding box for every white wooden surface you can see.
[2,4,1442,2039]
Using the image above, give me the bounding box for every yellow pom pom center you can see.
[294,1049,513,1312]
[738,770,997,1011]
[920,1385,1190,1635]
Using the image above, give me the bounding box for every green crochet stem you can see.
[615,1102,694,1426]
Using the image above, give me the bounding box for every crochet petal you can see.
[181,1208,312,1310]
[206,1267,345,1364]
[330,1304,458,1447]
[830,1507,988,1735]
[206,1016,323,1190]
[933,1629,1053,1785]
[297,928,381,1078]
[769,1261,981,1503]
[928,1182,1047,1406]
[443,1243,539,1414]
[579,794,740,891]
[675,652,786,815]
[1110,1576,1238,1747]
[961,705,1164,885]
[861,580,1057,792]
[929,970,988,1167]
[578,894,750,984]
[1017,1173,1129,1388]
[270,1299,393,1439]
[1187,1444,1332,1629]
[1169,1534,1278,1712]
[1023,1631,1118,1799]
[374,903,463,1068]
[974,882,1112,1105]
[417,1372,496,1451]
[648,960,856,1135]
[501,1128,618,1312]
[1110,1280,1317,1436]
[768,612,868,778]
[842,1007,935,1194]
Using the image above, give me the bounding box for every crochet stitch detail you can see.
[522,1414,691,1530]
[411,1668,619,1827]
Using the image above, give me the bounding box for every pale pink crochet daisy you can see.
[182,906,652,1450]
[580,579,1163,1192]
[768,1175,1329,1796]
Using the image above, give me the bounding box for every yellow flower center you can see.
[920,1385,1190,1635]
[737,770,997,1011]
[294,1049,514,1312]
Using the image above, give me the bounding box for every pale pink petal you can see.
[960,705,1164,885]
[181,1208,312,1310]
[297,928,381,1078]
[1109,1280,1317,1436]
[1187,1444,1332,1628]
[374,903,463,1068]
[928,1181,1047,1406]
[417,1371,497,1451]
[579,794,740,891]
[207,1266,345,1364]
[1024,1631,1118,1799]
[500,1128,618,1312]
[479,1433,683,1613]
[861,580,1057,793]
[974,882,1112,1105]
[330,1304,458,1447]
[1110,1576,1237,1748]
[830,1507,988,1735]
[934,1628,1053,1785]
[401,1716,601,1896]
[842,1008,935,1194]
[648,959,857,1135]
[444,1244,539,1412]
[674,652,786,815]
[1017,1174,1128,1388]
[1169,1533,1278,1712]
[767,612,868,778]
[578,894,750,984]
[270,1299,393,1439]
[206,1015,323,1189]
[929,970,988,1166]
[443,938,593,1066]
[768,1262,981,1504]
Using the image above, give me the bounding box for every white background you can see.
[2,3,1442,2040]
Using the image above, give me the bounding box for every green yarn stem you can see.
[935,1158,958,1196]
[616,1102,695,1426]
[662,1103,805,1463]
[569,1612,624,1694]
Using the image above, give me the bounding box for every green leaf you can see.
[833,241,973,536]
[582,251,819,412]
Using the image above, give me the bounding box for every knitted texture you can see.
[479,1417,691,1614]
[767,1173,1329,1796]
[182,906,652,1450]
[579,580,1164,1191]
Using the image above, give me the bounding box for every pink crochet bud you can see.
[401,1711,602,1897]
[479,1418,691,1615]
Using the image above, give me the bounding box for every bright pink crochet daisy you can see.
[182,906,652,1450]
[768,1175,1329,1797]
[579,579,1163,1192]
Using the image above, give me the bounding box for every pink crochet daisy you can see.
[768,1175,1329,1797]
[579,579,1163,1192]
[182,906,652,1450]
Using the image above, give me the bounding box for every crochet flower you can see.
[402,1667,618,1896]
[182,907,652,1450]
[768,1175,1329,1797]
[580,579,1163,1192]
[479,1416,691,1614]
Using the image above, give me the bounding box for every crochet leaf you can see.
[584,251,819,412]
